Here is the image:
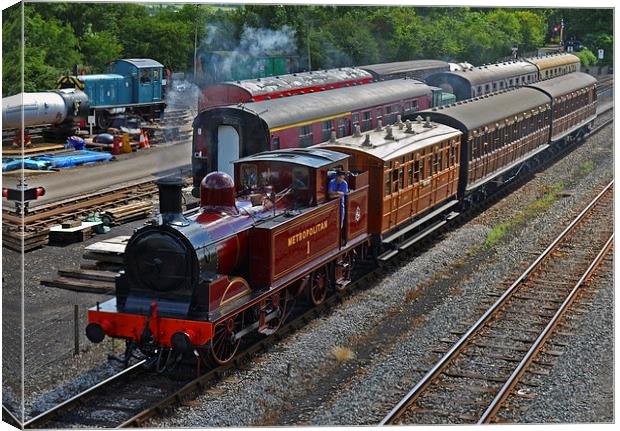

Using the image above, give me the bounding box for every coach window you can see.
[337,118,346,137]
[376,107,383,123]
[407,156,414,185]
[404,101,412,113]
[271,136,281,150]
[322,120,332,141]
[399,157,406,189]
[499,81,504,89]
[419,150,426,180]
[477,86,482,94]
[485,84,490,92]
[449,142,456,166]
[385,106,395,124]
[433,147,440,174]
[492,82,498,91]
[384,162,392,196]
[413,157,421,183]
[352,113,360,128]
[391,162,400,192]
[362,111,372,131]
[299,125,313,147]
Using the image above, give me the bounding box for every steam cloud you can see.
[199,24,298,83]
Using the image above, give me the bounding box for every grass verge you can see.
[484,181,565,248]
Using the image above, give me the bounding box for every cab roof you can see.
[116,58,164,69]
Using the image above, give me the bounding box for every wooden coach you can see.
[420,87,552,197]
[317,117,462,260]
[527,72,597,142]
[200,67,373,110]
[426,61,539,101]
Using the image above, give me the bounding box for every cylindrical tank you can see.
[2,89,89,129]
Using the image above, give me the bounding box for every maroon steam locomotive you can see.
[86,72,597,368]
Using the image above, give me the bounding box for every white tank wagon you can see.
[2,88,89,130]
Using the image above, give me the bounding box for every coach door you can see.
[217,125,239,179]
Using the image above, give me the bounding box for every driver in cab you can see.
[328,169,349,228]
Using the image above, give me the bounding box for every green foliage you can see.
[80,31,123,73]
[575,48,598,67]
[583,32,613,65]
[2,3,22,96]
[579,160,594,176]
[1,4,613,97]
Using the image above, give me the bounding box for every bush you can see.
[575,48,597,67]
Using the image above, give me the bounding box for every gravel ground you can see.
[497,257,614,424]
[152,112,613,427]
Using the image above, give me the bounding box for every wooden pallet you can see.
[2,144,65,156]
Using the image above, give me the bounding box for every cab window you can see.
[140,68,151,84]
[240,164,257,190]
[292,167,309,190]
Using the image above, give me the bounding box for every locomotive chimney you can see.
[156,177,187,225]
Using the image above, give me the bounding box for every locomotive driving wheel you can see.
[309,267,328,305]
[210,315,242,365]
[95,110,111,129]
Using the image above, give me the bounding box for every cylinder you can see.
[2,89,89,129]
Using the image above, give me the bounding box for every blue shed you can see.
[113,59,164,104]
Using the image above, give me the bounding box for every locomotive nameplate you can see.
[250,199,340,288]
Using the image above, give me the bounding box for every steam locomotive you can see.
[86,72,597,369]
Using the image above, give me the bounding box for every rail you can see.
[380,179,613,425]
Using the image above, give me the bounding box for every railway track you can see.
[1,176,192,252]
[380,180,613,425]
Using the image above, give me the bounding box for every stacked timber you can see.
[99,201,153,225]
[41,236,129,294]
[2,228,50,252]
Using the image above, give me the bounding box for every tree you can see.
[582,32,612,65]
[80,31,123,73]
[575,48,597,67]
[514,11,545,52]
[2,3,22,97]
